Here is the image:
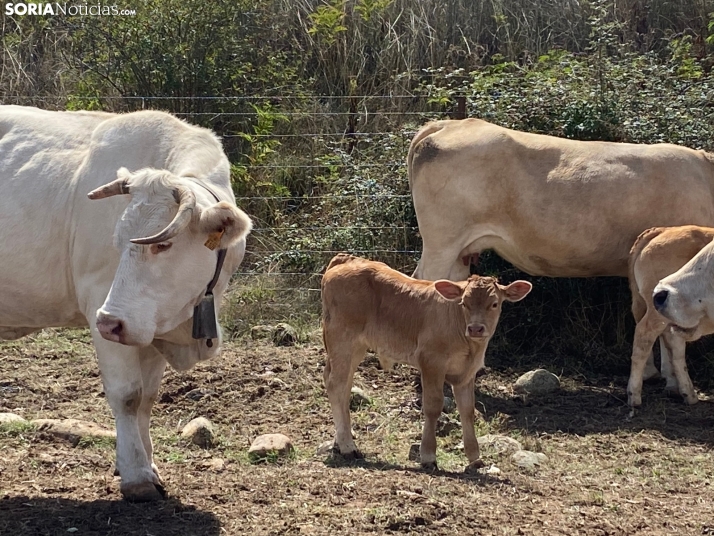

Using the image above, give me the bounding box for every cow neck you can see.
[186,177,227,347]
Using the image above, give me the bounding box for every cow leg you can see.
[93,335,165,501]
[661,333,698,405]
[419,365,445,470]
[627,312,666,407]
[642,351,660,381]
[416,245,470,281]
[658,337,678,394]
[452,378,484,472]
[137,345,168,485]
[323,335,366,459]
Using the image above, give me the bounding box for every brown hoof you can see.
[332,445,364,461]
[464,459,485,474]
[420,461,438,472]
[121,481,167,502]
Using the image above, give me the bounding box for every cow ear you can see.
[434,280,465,300]
[500,280,533,302]
[198,201,252,250]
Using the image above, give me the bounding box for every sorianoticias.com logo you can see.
[4,3,136,16]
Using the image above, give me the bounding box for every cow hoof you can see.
[121,482,167,502]
[333,446,364,461]
[464,459,485,474]
[420,461,438,472]
[627,394,641,408]
[683,394,699,406]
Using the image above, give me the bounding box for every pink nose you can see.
[467,324,486,338]
[96,314,125,343]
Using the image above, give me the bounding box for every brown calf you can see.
[321,253,532,471]
[627,225,714,407]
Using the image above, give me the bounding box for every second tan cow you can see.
[321,253,532,471]
[627,225,714,407]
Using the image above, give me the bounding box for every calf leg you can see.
[93,334,165,502]
[419,365,445,470]
[452,377,484,471]
[661,333,698,405]
[323,335,367,459]
[627,311,666,407]
[659,337,679,394]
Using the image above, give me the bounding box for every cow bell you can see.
[192,293,218,347]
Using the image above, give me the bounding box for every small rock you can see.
[200,457,225,472]
[248,433,294,462]
[486,464,501,475]
[477,434,523,455]
[0,412,27,424]
[511,449,547,470]
[272,323,298,346]
[513,369,560,396]
[408,442,420,462]
[181,417,216,448]
[316,440,335,456]
[350,387,371,410]
[185,388,212,401]
[442,396,457,414]
[32,419,116,447]
[436,414,459,437]
[251,325,273,340]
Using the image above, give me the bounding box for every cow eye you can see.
[150,242,173,255]
[491,302,498,309]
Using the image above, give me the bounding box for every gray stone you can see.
[511,449,547,470]
[181,417,216,448]
[32,418,116,447]
[272,323,298,346]
[0,412,27,424]
[514,369,560,395]
[185,388,213,401]
[316,440,335,456]
[248,433,294,462]
[250,325,273,340]
[349,387,371,410]
[442,396,457,414]
[477,434,523,455]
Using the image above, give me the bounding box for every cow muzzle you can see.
[96,313,126,344]
[467,323,488,339]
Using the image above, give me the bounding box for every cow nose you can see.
[96,314,125,343]
[467,324,486,338]
[653,289,669,311]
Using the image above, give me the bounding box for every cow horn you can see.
[87,178,130,199]
[130,186,197,244]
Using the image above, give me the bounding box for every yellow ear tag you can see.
[204,230,224,250]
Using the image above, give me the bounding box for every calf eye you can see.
[150,242,173,255]
[491,302,498,309]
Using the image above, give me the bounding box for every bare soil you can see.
[1,329,713,535]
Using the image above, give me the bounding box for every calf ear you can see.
[198,201,253,250]
[434,280,465,300]
[500,280,533,302]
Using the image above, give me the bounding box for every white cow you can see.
[0,105,252,501]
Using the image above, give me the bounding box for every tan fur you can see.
[409,118,714,280]
[321,254,531,470]
[627,225,714,406]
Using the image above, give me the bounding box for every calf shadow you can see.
[0,496,221,536]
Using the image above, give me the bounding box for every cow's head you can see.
[434,275,532,340]
[87,167,252,347]
[652,238,714,331]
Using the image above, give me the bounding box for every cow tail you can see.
[628,227,664,321]
[407,121,445,191]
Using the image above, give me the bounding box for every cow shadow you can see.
[473,372,714,445]
[0,495,221,536]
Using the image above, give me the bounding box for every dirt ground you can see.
[1,329,713,535]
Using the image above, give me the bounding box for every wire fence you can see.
[2,94,453,326]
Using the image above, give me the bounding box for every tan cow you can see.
[409,118,714,282]
[627,226,714,407]
[321,253,532,471]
